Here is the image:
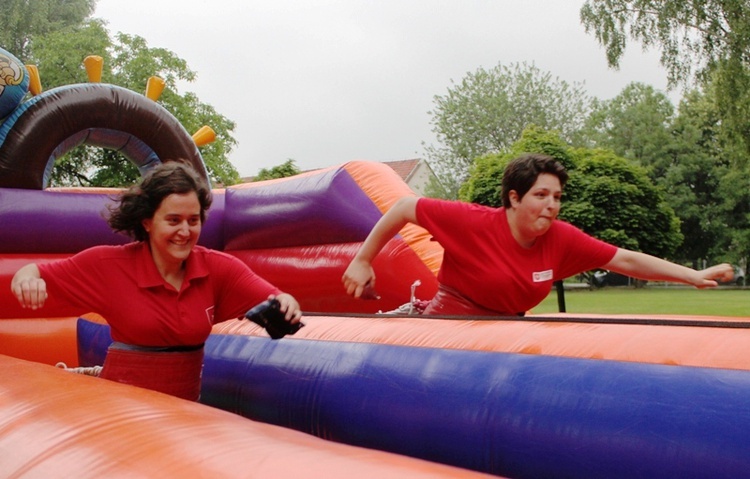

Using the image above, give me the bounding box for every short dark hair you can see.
[501,154,568,208]
[108,161,212,241]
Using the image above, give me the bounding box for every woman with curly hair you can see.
[11,161,301,400]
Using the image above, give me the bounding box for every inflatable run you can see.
[2,47,750,479]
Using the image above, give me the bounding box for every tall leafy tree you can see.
[581,82,674,169]
[0,0,95,60]
[565,148,682,260]
[663,88,728,267]
[711,59,750,161]
[580,0,749,87]
[27,21,240,187]
[580,0,750,152]
[25,17,110,85]
[579,80,739,268]
[424,62,593,199]
[718,167,750,268]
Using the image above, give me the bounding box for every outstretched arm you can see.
[604,249,734,288]
[11,263,47,310]
[342,196,420,298]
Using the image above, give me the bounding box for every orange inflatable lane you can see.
[0,317,78,366]
[343,161,443,276]
[213,312,750,371]
[0,355,497,479]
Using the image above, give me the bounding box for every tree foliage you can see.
[565,149,682,259]
[581,82,674,167]
[580,0,750,152]
[579,75,746,268]
[662,88,728,266]
[0,0,95,60]
[711,58,750,156]
[424,62,593,199]
[253,159,301,181]
[580,0,750,86]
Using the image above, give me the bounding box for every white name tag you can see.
[533,270,553,282]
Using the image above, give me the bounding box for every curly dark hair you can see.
[501,153,568,208]
[107,161,212,241]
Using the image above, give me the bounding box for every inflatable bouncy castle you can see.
[2,48,750,479]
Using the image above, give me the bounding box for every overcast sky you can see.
[93,0,676,178]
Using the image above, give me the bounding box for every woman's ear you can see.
[508,190,520,208]
[142,218,152,234]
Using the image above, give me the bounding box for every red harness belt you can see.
[100,345,204,401]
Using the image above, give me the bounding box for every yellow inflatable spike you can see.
[192,126,216,147]
[25,64,42,95]
[83,55,103,83]
[146,76,166,101]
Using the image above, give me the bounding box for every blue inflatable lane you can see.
[78,318,750,479]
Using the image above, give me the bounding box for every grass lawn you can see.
[532,286,750,317]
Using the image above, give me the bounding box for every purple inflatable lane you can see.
[224,167,384,251]
[0,187,225,254]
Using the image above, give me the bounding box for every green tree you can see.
[581,82,674,168]
[580,0,750,152]
[717,167,750,268]
[565,149,682,259]
[26,20,240,187]
[580,0,749,86]
[578,81,738,269]
[253,159,301,181]
[26,17,110,85]
[461,127,683,261]
[0,0,95,60]
[662,88,728,267]
[711,59,750,159]
[424,62,593,199]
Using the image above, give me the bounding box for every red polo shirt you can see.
[416,198,617,314]
[38,243,280,346]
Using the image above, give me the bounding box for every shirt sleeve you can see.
[209,252,282,322]
[37,246,112,314]
[555,222,618,280]
[416,198,477,242]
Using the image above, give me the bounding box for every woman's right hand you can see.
[11,264,47,310]
[341,196,419,299]
[342,258,375,298]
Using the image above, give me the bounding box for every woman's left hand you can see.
[272,293,302,323]
[694,263,734,288]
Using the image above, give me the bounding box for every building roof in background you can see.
[382,158,421,182]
